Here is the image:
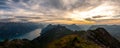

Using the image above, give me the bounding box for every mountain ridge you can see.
[0,24,120,48]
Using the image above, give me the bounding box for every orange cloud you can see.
[97,19,120,24]
[44,20,95,24]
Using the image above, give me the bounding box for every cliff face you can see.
[0,25,120,48]
[87,28,120,48]
[88,28,120,48]
[89,25,120,41]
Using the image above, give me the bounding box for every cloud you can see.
[92,16,106,18]
[0,0,120,24]
[96,19,120,25]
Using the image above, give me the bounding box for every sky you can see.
[0,0,120,24]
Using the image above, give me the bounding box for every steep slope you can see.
[0,39,34,48]
[89,25,120,41]
[48,35,101,48]
[87,28,120,48]
[33,25,73,48]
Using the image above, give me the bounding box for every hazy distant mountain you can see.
[0,22,44,40]
[62,24,91,31]
[62,24,81,31]
[89,25,120,41]
[77,25,92,30]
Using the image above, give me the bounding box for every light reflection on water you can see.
[13,28,41,40]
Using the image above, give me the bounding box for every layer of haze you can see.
[0,0,120,24]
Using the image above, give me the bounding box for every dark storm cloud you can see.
[0,0,107,11]
[0,6,10,9]
[0,0,9,9]
[40,0,103,11]
[0,1,6,5]
[0,0,119,11]
[113,15,120,18]
[0,18,15,22]
[15,16,41,19]
[0,0,7,3]
[0,18,29,22]
[92,16,106,18]
[44,0,62,9]
[12,0,20,2]
[85,18,95,21]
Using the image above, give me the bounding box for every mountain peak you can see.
[65,24,81,31]
[41,24,67,35]
[87,28,120,48]
[95,28,107,31]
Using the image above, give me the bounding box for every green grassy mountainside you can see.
[47,35,101,48]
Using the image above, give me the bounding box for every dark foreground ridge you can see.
[0,25,120,48]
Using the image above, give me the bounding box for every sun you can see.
[66,2,115,21]
[68,11,91,20]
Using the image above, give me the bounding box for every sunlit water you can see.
[13,28,41,40]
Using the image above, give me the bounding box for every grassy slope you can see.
[47,34,101,48]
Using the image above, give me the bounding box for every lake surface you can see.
[13,28,41,40]
[0,28,41,41]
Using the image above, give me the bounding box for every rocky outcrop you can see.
[89,25,120,41]
[87,28,120,48]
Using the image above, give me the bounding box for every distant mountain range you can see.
[62,24,91,31]
[61,24,120,41]
[0,24,120,48]
[33,25,120,48]
[62,24,82,31]
[0,22,119,41]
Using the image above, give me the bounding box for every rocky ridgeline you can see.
[0,24,120,48]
